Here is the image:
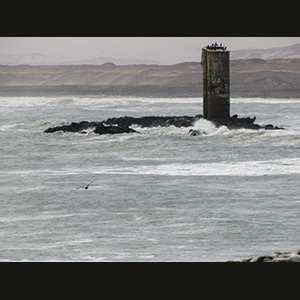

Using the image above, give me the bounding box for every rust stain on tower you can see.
[201,43,230,120]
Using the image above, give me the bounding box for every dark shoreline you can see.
[0,85,300,98]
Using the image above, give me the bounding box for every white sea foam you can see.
[192,118,217,131]
[231,97,300,104]
[0,212,90,223]
[0,124,19,131]
[4,157,300,178]
[0,97,53,107]
[0,96,298,110]
[100,158,300,177]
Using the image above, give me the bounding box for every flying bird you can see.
[76,181,94,190]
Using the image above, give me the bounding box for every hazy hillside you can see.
[0,53,159,66]
[0,62,201,86]
[62,57,159,65]
[230,58,300,97]
[1,59,300,98]
[231,43,300,60]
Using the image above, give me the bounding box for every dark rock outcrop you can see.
[104,115,203,128]
[210,114,284,130]
[188,114,283,135]
[44,120,138,135]
[44,115,204,135]
[44,114,283,135]
[93,123,137,135]
[44,121,98,133]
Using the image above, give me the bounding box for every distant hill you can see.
[230,58,300,97]
[231,43,300,60]
[0,62,201,86]
[2,43,300,66]
[0,53,159,66]
[1,59,300,98]
[62,56,159,65]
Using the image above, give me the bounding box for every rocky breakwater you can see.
[44,115,203,135]
[44,114,283,135]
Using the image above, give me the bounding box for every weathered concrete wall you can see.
[202,46,230,119]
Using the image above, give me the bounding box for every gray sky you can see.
[1,37,300,64]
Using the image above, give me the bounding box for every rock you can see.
[210,115,283,131]
[189,129,208,136]
[264,124,274,130]
[189,129,199,136]
[104,115,203,128]
[44,115,204,134]
[44,114,284,135]
[44,121,99,133]
[44,120,138,135]
[238,248,300,262]
[93,124,138,135]
[250,256,274,262]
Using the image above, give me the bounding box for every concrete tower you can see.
[201,43,230,120]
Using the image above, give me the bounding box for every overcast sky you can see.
[1,37,300,64]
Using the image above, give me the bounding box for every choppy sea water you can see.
[1,96,300,261]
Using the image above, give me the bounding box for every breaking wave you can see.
[4,157,300,177]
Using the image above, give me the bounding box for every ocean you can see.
[1,96,300,261]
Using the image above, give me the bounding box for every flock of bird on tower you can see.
[203,42,227,51]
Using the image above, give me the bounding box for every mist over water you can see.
[1,96,300,261]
